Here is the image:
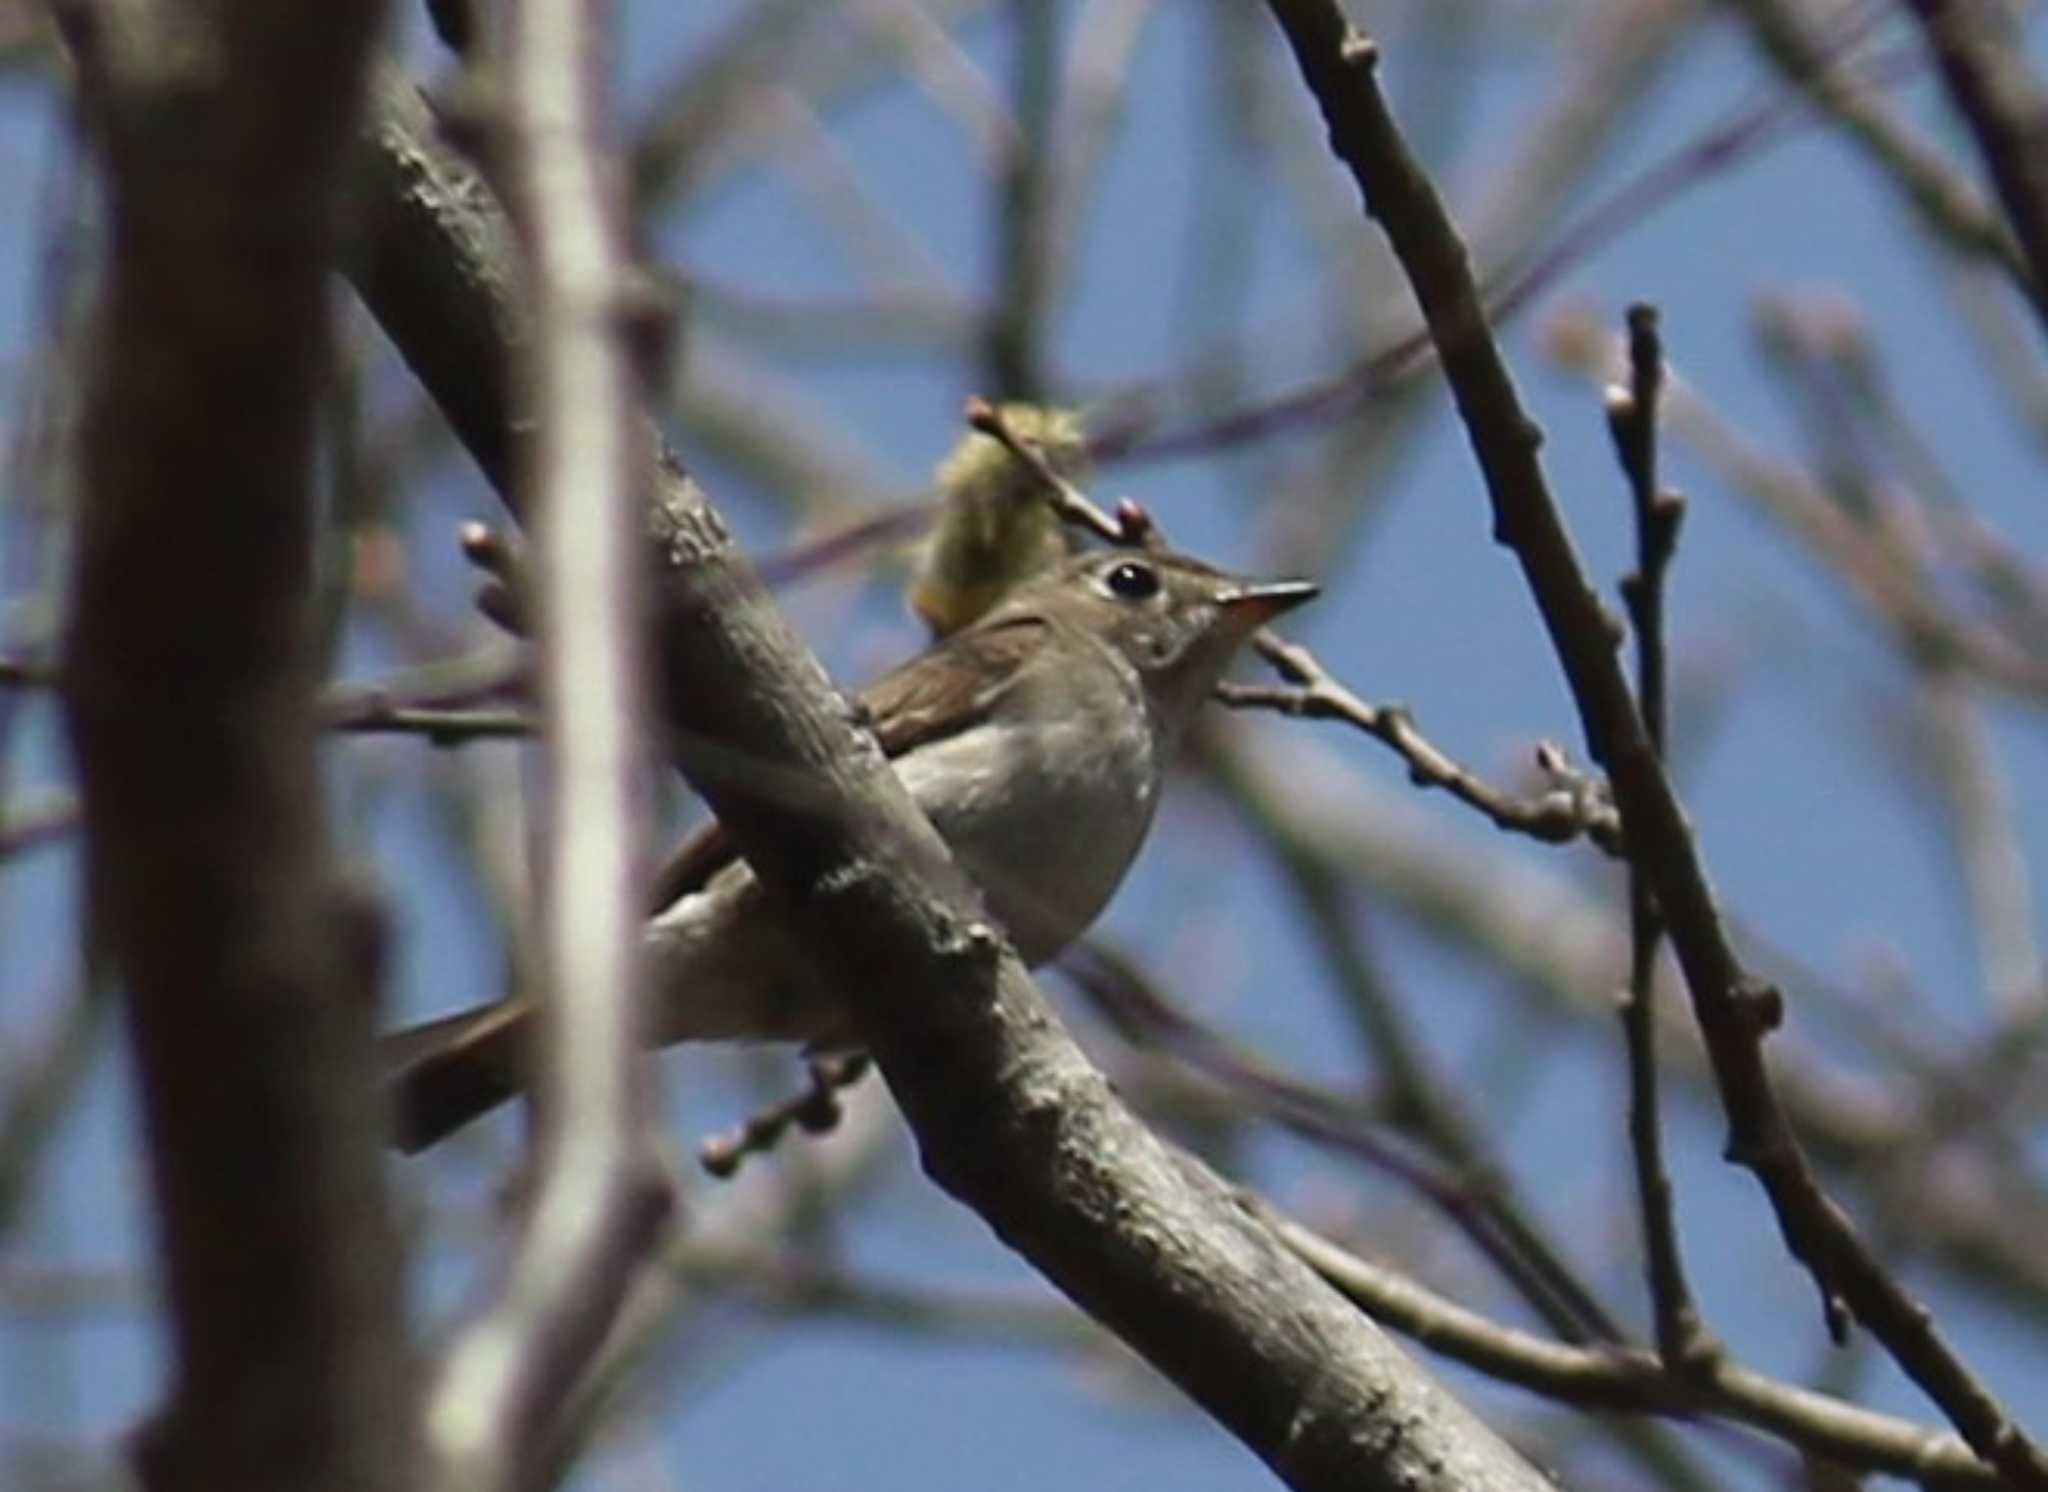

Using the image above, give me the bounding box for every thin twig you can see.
[964,394,1151,545]
[1220,634,1624,852]
[698,1052,871,1177]
[1606,303,1710,1372]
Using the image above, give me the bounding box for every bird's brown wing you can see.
[644,613,1050,914]
[856,611,1049,755]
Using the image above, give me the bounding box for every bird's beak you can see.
[1218,577,1319,625]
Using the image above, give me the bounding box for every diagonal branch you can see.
[342,61,1552,1492]
[1903,0,2048,335]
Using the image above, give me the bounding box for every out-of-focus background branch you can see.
[4,0,2048,1489]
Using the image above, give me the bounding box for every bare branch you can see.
[1604,303,1710,1370]
[965,394,1146,545]
[1219,633,1623,851]
[699,1052,872,1178]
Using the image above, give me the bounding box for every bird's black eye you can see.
[1105,560,1160,601]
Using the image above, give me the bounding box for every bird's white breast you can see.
[893,687,1161,965]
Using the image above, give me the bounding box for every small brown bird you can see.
[384,547,1315,1150]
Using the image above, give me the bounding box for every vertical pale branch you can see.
[53,2,411,1490]
[1258,3,2048,1484]
[424,0,666,1481]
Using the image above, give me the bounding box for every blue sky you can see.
[4,3,2047,1488]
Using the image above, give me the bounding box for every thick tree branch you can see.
[342,67,1551,1492]
[55,2,412,1489]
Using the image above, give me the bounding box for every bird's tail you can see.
[382,1000,534,1153]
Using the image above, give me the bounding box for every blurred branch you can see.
[0,655,54,688]
[1912,659,2042,1028]
[1259,7,2048,1481]
[425,0,669,1478]
[1551,296,2048,706]
[1903,0,2048,332]
[0,984,106,1238]
[1722,0,2025,283]
[0,792,77,860]
[628,0,993,213]
[1104,24,1921,467]
[626,0,843,210]
[53,1,412,1488]
[331,705,534,743]
[984,0,1058,398]
[1045,0,1154,284]
[11,651,538,750]
[1701,351,2047,703]
[323,644,535,743]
